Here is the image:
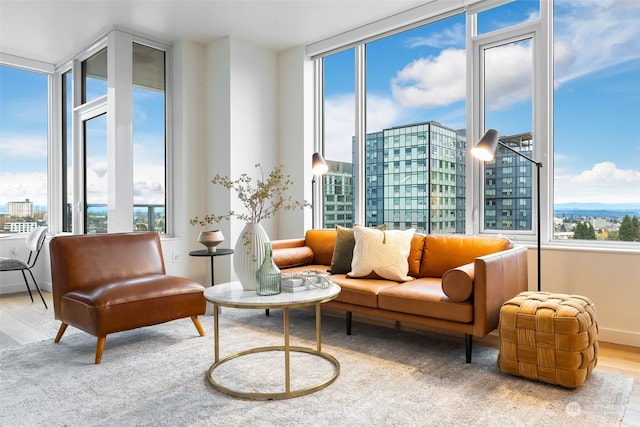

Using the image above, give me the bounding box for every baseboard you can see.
[0,281,52,294]
[598,327,640,348]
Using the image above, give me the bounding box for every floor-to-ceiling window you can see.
[319,12,467,234]
[0,62,50,234]
[313,0,639,248]
[59,30,169,235]
[552,0,640,244]
[322,48,355,229]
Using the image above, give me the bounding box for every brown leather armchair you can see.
[49,232,206,364]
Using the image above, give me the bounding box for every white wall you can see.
[276,46,315,237]
[535,247,640,346]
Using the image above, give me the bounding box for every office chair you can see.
[0,226,48,308]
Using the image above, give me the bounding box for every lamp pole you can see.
[496,141,543,292]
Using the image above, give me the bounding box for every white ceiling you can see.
[0,0,426,65]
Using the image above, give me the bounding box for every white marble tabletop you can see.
[204,281,341,309]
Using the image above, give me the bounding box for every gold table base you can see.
[208,303,340,400]
[207,345,340,399]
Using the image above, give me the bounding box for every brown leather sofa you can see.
[49,232,206,364]
[272,229,529,362]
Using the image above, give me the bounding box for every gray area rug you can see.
[0,307,633,426]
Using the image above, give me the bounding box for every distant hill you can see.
[554,203,640,218]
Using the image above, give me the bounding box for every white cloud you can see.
[323,93,402,162]
[0,134,47,159]
[133,163,165,204]
[405,23,465,49]
[554,0,640,85]
[391,48,466,109]
[0,171,48,206]
[484,42,533,111]
[554,162,640,204]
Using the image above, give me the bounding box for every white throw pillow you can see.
[349,226,415,281]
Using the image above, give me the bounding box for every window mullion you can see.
[107,30,134,233]
[353,44,366,225]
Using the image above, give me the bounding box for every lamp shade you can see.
[471,129,500,162]
[312,152,329,176]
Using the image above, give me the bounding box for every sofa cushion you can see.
[420,234,512,278]
[378,278,473,323]
[331,274,399,308]
[441,263,474,301]
[408,234,425,277]
[349,227,415,282]
[328,225,386,274]
[304,229,338,265]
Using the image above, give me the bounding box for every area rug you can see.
[0,308,633,427]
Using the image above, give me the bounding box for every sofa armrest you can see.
[471,245,528,336]
[272,239,315,269]
[441,263,475,301]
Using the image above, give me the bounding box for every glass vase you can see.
[256,242,281,295]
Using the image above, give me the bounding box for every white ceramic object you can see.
[232,222,269,291]
[197,230,225,253]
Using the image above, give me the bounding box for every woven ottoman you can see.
[497,291,598,388]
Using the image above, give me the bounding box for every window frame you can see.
[52,29,173,236]
[0,54,54,234]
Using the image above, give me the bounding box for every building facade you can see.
[322,160,354,229]
[8,199,34,218]
[482,132,534,231]
[364,121,466,234]
[323,121,467,234]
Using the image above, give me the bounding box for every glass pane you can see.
[553,0,640,243]
[477,1,539,35]
[82,48,107,104]
[482,38,534,232]
[0,65,48,233]
[62,70,73,232]
[84,113,108,234]
[365,13,466,234]
[322,48,355,229]
[132,43,166,233]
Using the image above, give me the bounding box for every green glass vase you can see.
[256,242,281,295]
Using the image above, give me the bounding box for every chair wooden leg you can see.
[54,323,68,342]
[191,316,205,336]
[95,336,106,364]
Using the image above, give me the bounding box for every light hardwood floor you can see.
[1,291,638,425]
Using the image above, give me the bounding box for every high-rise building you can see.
[364,121,466,234]
[482,132,534,231]
[8,199,33,218]
[322,124,536,235]
[322,121,466,234]
[322,160,354,229]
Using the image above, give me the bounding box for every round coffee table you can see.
[203,281,341,399]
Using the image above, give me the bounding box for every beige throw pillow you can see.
[349,226,415,281]
[328,224,386,274]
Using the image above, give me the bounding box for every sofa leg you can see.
[95,335,106,364]
[465,334,473,363]
[54,323,68,342]
[346,311,352,335]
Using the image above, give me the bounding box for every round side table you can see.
[188,248,233,287]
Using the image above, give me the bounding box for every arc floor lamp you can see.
[471,129,543,292]
[311,152,328,229]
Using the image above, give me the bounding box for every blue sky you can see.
[0,66,165,210]
[322,0,640,205]
[0,0,639,210]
